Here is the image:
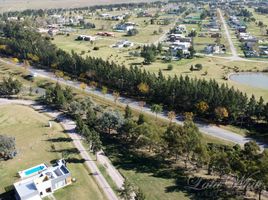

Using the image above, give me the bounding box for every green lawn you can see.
[0,105,106,200]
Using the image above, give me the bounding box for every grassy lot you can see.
[0,105,106,200]
[0,0,157,12]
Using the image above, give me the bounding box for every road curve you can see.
[0,98,119,200]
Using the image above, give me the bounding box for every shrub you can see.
[0,135,17,160]
[167,64,173,71]
[195,64,203,71]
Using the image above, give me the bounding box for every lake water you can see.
[230,73,268,90]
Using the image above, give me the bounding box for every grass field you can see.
[0,105,106,200]
[0,0,157,12]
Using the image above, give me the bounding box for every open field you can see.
[0,104,106,200]
[0,0,157,12]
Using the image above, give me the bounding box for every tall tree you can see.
[151,104,163,120]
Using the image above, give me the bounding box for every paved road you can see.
[0,98,119,200]
[218,8,241,61]
[0,58,267,148]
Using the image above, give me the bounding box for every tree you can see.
[113,91,120,104]
[134,123,161,151]
[0,77,22,96]
[98,110,124,134]
[89,81,98,90]
[182,120,205,168]
[151,104,163,120]
[91,131,102,161]
[215,107,229,122]
[101,86,108,97]
[124,105,133,119]
[0,135,17,160]
[137,83,149,94]
[167,64,173,71]
[119,179,135,200]
[118,119,137,141]
[188,46,196,58]
[81,124,91,138]
[176,49,184,58]
[137,113,146,125]
[127,28,139,36]
[167,111,176,124]
[80,82,87,92]
[195,101,209,114]
[86,108,97,128]
[163,124,184,161]
[75,116,84,133]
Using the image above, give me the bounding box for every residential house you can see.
[113,22,135,32]
[112,40,134,48]
[14,160,71,200]
[204,44,226,54]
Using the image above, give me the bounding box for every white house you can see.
[14,160,71,200]
[113,22,135,32]
[112,40,134,48]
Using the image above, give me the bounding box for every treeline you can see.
[42,83,268,199]
[0,22,268,130]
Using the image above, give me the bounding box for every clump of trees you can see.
[140,43,162,64]
[0,77,22,96]
[0,135,17,160]
[40,84,268,199]
[43,83,73,109]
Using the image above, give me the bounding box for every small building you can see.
[204,44,226,54]
[14,160,71,200]
[175,25,187,33]
[113,22,135,32]
[77,35,96,41]
[112,40,134,48]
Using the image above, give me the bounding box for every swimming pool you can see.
[25,165,45,176]
[19,164,47,178]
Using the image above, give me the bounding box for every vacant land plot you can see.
[0,105,106,200]
[0,0,157,12]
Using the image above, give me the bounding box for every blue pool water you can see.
[25,165,45,176]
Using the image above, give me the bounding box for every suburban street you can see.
[0,98,120,200]
[1,58,265,148]
[217,8,241,60]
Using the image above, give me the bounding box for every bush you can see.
[195,64,203,71]
[167,64,173,71]
[0,135,17,160]
[127,29,139,36]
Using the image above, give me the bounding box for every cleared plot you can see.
[0,105,106,200]
[0,0,156,12]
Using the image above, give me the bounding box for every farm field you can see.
[0,104,106,200]
[0,0,157,12]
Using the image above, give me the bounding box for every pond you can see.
[229,73,268,90]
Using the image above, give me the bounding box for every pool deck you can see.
[18,163,47,179]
